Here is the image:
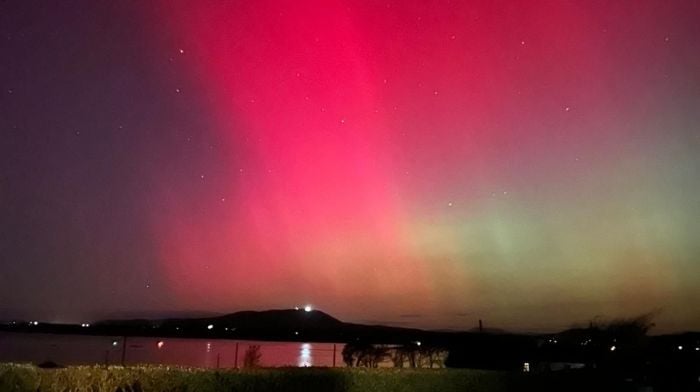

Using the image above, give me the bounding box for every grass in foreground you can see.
[0,363,628,392]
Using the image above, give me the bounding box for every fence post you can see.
[120,336,128,366]
[234,342,239,368]
[332,344,337,367]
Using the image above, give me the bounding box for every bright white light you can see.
[304,305,312,312]
[112,340,119,347]
[207,324,214,330]
[610,346,616,351]
[523,362,530,373]
[157,341,164,349]
[678,345,683,351]
[416,341,422,347]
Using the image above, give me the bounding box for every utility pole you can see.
[332,344,337,367]
[120,336,128,366]
[234,342,239,368]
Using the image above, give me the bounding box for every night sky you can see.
[1,1,699,333]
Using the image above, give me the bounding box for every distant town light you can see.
[523,362,530,373]
[207,324,214,330]
[304,305,312,312]
[416,341,422,347]
[157,341,164,349]
[695,347,699,351]
[112,340,119,347]
[610,345,616,352]
[81,323,90,328]
[294,306,300,311]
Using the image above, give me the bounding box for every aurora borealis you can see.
[1,1,699,333]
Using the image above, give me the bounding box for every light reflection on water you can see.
[298,343,312,367]
[0,332,342,368]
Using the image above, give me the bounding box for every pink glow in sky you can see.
[4,0,700,332]
[53,0,697,331]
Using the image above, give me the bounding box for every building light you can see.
[678,345,683,351]
[610,346,616,352]
[523,362,530,372]
[112,340,119,347]
[207,324,214,330]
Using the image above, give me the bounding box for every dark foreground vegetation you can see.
[0,363,646,392]
[3,312,699,390]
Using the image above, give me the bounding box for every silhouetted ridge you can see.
[210,309,343,329]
